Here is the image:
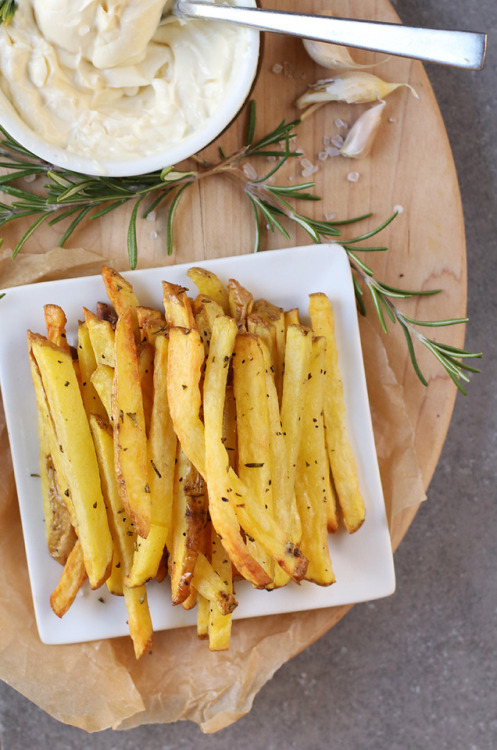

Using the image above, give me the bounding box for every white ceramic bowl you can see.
[0,3,260,177]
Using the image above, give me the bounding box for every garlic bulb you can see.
[303,39,385,71]
[339,101,386,159]
[296,71,417,109]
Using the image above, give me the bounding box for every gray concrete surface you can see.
[1,1,496,748]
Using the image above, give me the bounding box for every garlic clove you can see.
[303,39,387,71]
[339,101,386,159]
[296,71,418,109]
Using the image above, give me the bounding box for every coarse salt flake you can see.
[146,210,156,222]
[347,171,360,183]
[243,163,258,180]
[272,63,283,74]
[393,204,404,214]
[331,134,344,148]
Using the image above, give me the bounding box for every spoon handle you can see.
[175,1,487,71]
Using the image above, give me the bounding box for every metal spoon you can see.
[164,1,487,71]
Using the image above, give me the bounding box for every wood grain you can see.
[1,3,465,558]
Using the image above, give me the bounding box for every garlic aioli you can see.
[0,0,252,165]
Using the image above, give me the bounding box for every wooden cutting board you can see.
[1,2,465,552]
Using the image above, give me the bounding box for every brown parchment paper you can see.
[0,248,426,733]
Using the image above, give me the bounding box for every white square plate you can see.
[0,244,395,645]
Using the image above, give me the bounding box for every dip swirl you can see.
[0,0,251,165]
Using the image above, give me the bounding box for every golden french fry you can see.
[208,528,234,651]
[169,448,207,605]
[192,294,225,353]
[126,334,177,587]
[197,593,210,639]
[228,278,253,329]
[77,321,107,420]
[136,306,167,345]
[187,267,230,314]
[123,584,153,659]
[279,324,313,541]
[28,339,76,527]
[203,316,271,588]
[44,304,71,353]
[50,540,88,618]
[247,313,278,380]
[29,334,113,589]
[102,266,140,340]
[295,337,335,585]
[252,299,285,400]
[167,327,206,474]
[233,333,274,584]
[138,342,155,436]
[90,364,114,420]
[112,309,151,538]
[42,456,77,565]
[258,339,293,589]
[309,293,365,533]
[191,551,237,616]
[89,415,135,574]
[84,307,115,367]
[285,308,300,327]
[162,281,196,329]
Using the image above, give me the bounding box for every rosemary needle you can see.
[0,105,481,392]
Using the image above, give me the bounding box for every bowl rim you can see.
[0,1,260,177]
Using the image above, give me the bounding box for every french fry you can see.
[112,309,151,538]
[208,528,234,651]
[162,281,196,330]
[44,304,71,353]
[126,334,177,587]
[123,585,153,659]
[169,447,207,605]
[192,295,225,352]
[167,326,206,474]
[90,364,114,420]
[187,267,230,314]
[50,540,88,618]
[136,306,167,345]
[27,339,76,527]
[196,593,210,639]
[309,293,365,533]
[191,551,237,616]
[84,307,115,367]
[284,307,300,328]
[233,333,274,584]
[77,321,107,420]
[138,342,155,435]
[279,325,313,540]
[295,337,335,585]
[43,457,77,565]
[247,313,278,381]
[228,278,253,329]
[102,266,140,340]
[202,315,271,588]
[252,299,286,399]
[28,334,113,588]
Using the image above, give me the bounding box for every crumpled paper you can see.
[0,247,426,733]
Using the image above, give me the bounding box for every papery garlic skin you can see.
[339,101,386,159]
[296,71,417,109]
[303,39,385,71]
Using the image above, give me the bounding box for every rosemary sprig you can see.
[0,105,481,391]
[0,0,16,25]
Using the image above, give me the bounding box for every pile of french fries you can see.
[27,265,365,657]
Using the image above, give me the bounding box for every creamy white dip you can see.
[0,0,250,165]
